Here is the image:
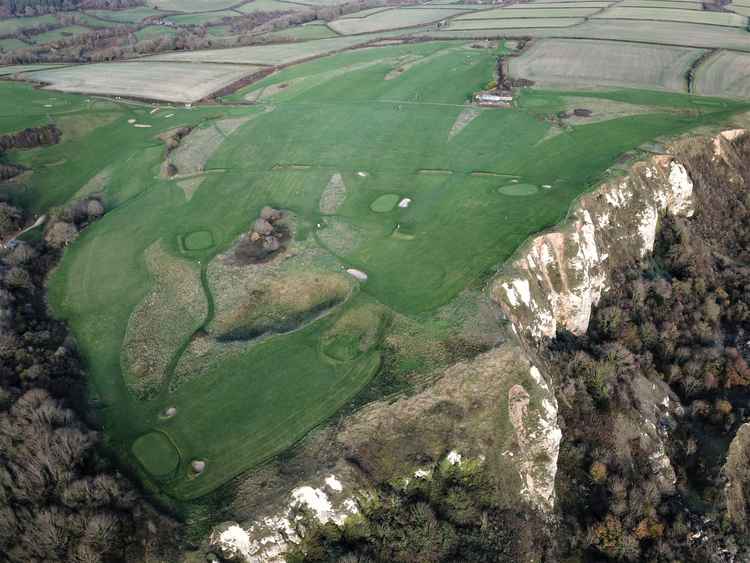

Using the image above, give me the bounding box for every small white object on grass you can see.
[357,171,367,177]
[44,104,52,108]
[542,184,552,189]
[192,460,206,474]
[127,118,136,124]
[446,450,462,465]
[398,198,412,208]
[134,124,152,128]
[150,107,159,114]
[346,268,368,282]
[165,113,174,118]
[163,406,177,418]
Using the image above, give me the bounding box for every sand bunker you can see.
[346,268,368,282]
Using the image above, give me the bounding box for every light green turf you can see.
[0,63,66,75]
[0,14,57,35]
[261,22,339,40]
[165,10,241,25]
[370,193,400,212]
[593,5,748,26]
[2,40,741,507]
[28,25,91,44]
[152,0,240,11]
[132,432,181,477]
[135,25,179,40]
[0,38,28,52]
[499,183,539,196]
[73,13,115,28]
[329,7,469,34]
[236,0,306,13]
[183,230,215,250]
[86,7,164,23]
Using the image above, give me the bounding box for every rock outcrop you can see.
[492,150,699,341]
[725,422,750,532]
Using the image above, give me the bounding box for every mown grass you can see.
[4,40,743,509]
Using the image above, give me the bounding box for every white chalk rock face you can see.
[508,366,561,512]
[211,474,359,562]
[489,134,731,342]
[210,523,252,562]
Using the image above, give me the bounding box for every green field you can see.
[329,7,469,34]
[86,7,164,23]
[135,25,179,40]
[260,21,339,40]
[165,10,241,25]
[0,13,57,35]
[28,25,92,44]
[447,17,585,29]
[2,39,746,508]
[593,5,748,26]
[236,0,304,13]
[508,38,704,92]
[0,38,29,51]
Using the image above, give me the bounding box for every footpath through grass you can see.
[2,40,745,509]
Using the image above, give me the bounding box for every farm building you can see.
[474,91,513,106]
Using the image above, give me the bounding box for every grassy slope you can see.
[1,41,743,507]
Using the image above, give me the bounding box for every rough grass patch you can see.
[120,242,208,398]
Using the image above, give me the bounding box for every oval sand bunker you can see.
[370,194,400,213]
[498,183,539,196]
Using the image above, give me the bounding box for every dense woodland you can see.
[549,136,750,561]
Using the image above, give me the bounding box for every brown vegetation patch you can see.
[120,241,208,399]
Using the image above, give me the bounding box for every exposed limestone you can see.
[209,474,358,562]
[490,136,728,341]
[508,366,561,512]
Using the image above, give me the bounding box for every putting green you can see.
[498,183,539,196]
[132,432,181,477]
[11,40,741,506]
[370,194,400,213]
[183,229,214,250]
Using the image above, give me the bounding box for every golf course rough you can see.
[14,39,744,506]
